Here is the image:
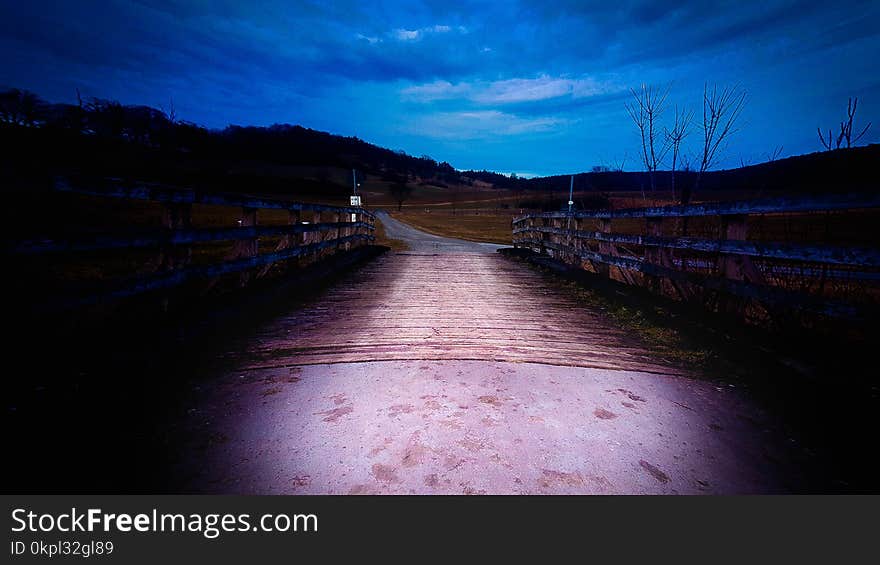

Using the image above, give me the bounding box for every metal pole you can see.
[566,175,574,240]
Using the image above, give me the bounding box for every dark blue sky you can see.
[1,1,878,176]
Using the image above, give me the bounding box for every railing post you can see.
[334,211,342,253]
[540,217,548,257]
[232,206,257,286]
[718,214,763,316]
[312,210,322,263]
[719,214,763,283]
[572,217,583,268]
[159,202,192,270]
[360,212,368,247]
[288,209,302,250]
[284,208,302,270]
[347,211,356,251]
[597,218,612,278]
[158,202,192,310]
[645,217,666,293]
[258,208,300,278]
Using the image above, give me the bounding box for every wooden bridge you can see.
[10,185,879,494]
[228,212,683,374]
[513,193,880,324]
[13,179,376,308]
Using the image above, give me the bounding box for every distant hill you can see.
[532,144,880,197]
[2,87,877,202]
[0,88,464,199]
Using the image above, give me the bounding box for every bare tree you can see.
[766,145,784,162]
[839,97,871,148]
[165,97,177,123]
[680,153,693,173]
[664,105,693,201]
[818,97,872,150]
[684,83,747,205]
[817,126,839,151]
[389,179,413,211]
[625,84,669,195]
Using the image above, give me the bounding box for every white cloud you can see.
[401,75,621,104]
[393,29,421,41]
[356,33,381,44]
[390,24,466,42]
[400,80,471,102]
[478,75,613,103]
[406,110,565,139]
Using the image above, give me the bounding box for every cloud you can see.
[2,0,879,173]
[405,110,565,139]
[356,33,381,44]
[400,80,472,101]
[393,29,421,41]
[477,76,618,103]
[390,23,465,42]
[401,75,622,104]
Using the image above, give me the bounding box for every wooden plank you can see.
[513,192,880,222]
[11,222,374,254]
[513,226,880,268]
[216,252,687,375]
[54,234,374,307]
[516,238,863,319]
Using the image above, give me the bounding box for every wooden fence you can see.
[512,193,880,322]
[12,179,376,308]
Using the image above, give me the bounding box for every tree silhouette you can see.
[685,83,747,205]
[819,97,871,151]
[625,84,669,196]
[664,105,693,202]
[390,181,412,211]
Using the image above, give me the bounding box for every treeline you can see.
[0,88,462,193]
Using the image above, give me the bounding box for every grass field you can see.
[388,210,515,245]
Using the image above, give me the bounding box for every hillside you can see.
[2,87,877,209]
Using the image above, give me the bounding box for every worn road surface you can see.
[175,212,792,494]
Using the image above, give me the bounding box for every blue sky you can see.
[1,0,878,176]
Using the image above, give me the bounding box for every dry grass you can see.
[389,210,514,245]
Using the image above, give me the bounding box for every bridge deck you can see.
[174,213,796,494]
[230,251,684,375]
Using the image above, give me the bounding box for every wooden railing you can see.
[12,179,376,308]
[512,193,880,321]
